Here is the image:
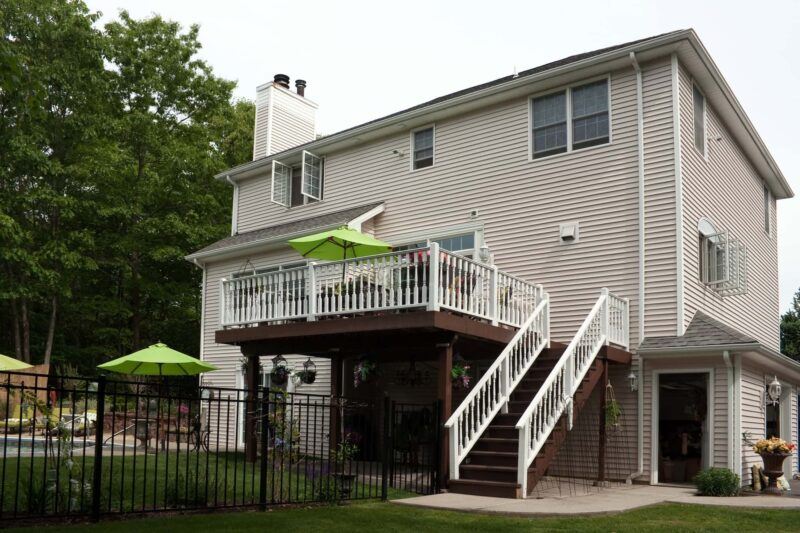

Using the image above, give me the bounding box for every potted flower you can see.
[331,432,360,497]
[353,358,376,388]
[753,436,796,494]
[451,360,471,390]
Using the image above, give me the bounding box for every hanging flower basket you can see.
[270,355,291,386]
[353,358,377,388]
[296,357,317,385]
[451,361,471,390]
[604,382,622,429]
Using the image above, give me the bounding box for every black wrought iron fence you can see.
[0,372,440,523]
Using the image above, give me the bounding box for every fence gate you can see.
[388,400,440,495]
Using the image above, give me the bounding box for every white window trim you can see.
[410,124,436,172]
[528,74,612,162]
[692,81,708,160]
[394,227,482,259]
[650,368,715,484]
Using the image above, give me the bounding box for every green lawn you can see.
[7,501,800,532]
[1,452,411,517]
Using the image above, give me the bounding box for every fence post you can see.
[91,376,106,521]
[259,388,269,510]
[433,400,443,493]
[381,395,390,501]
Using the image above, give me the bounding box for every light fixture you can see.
[479,242,491,263]
[628,370,638,392]
[766,375,782,405]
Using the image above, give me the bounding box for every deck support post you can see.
[597,357,608,484]
[329,353,342,452]
[244,354,260,463]
[437,336,456,487]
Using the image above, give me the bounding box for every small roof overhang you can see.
[186,201,384,265]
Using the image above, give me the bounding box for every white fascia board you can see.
[346,203,385,232]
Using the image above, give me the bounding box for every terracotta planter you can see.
[759,452,790,495]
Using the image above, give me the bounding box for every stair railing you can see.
[515,288,629,496]
[444,291,549,480]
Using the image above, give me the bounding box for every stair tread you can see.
[469,450,517,457]
[449,479,521,488]
[461,464,516,472]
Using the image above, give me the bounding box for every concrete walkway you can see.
[393,484,800,516]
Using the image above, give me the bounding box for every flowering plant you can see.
[353,358,377,388]
[178,404,189,415]
[753,436,796,455]
[451,361,471,390]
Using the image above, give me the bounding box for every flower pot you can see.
[299,371,316,385]
[271,369,289,386]
[759,452,790,495]
[331,472,356,498]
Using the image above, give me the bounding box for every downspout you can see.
[723,351,734,471]
[626,51,646,484]
[630,51,646,347]
[671,53,685,336]
[193,258,207,385]
[226,175,238,236]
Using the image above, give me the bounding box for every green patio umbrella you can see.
[0,354,33,371]
[97,343,217,376]
[288,226,392,261]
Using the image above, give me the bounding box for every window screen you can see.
[532,91,567,158]
[413,128,434,169]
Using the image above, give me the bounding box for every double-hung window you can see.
[532,78,609,158]
[412,127,434,170]
[700,230,747,297]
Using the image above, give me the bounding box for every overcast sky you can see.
[87,0,800,313]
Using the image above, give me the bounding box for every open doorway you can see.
[657,372,710,484]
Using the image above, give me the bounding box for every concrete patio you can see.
[393,483,800,516]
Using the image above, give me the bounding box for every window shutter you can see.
[301,151,322,201]
[271,160,291,207]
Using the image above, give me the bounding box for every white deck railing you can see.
[219,242,541,328]
[443,294,549,480]
[515,288,629,496]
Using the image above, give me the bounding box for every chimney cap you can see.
[273,74,290,88]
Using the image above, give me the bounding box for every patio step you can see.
[447,479,521,498]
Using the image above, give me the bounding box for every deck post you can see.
[437,337,455,486]
[244,355,260,463]
[427,242,440,311]
[597,357,608,484]
[307,263,317,321]
[329,354,342,452]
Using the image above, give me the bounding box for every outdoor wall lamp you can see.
[766,375,782,405]
[628,370,638,392]
[479,242,491,263]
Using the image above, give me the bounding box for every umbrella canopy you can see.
[288,226,392,261]
[98,343,217,376]
[0,354,33,371]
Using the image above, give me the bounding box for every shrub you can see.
[694,467,740,496]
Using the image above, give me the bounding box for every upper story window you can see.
[699,225,747,297]
[763,183,771,235]
[395,232,477,258]
[271,152,323,208]
[412,127,434,170]
[692,84,706,155]
[532,78,609,159]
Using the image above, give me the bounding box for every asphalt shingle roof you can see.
[639,311,759,350]
[190,201,384,257]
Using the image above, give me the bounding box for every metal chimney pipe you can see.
[295,79,307,97]
[273,74,290,89]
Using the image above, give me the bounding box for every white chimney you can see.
[253,74,318,160]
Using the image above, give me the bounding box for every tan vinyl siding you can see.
[740,363,765,485]
[677,63,780,350]
[270,89,316,155]
[642,58,678,338]
[252,86,271,160]
[231,64,689,346]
